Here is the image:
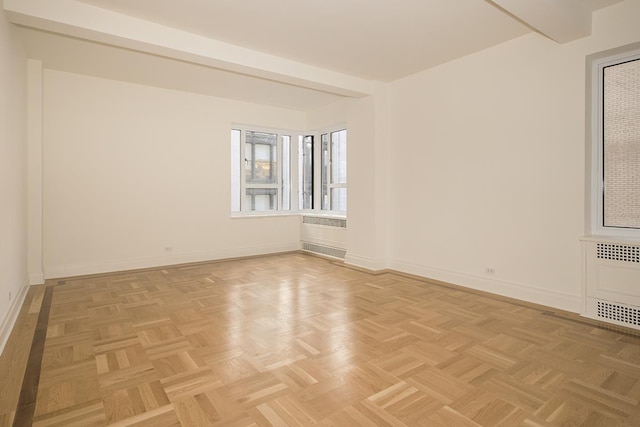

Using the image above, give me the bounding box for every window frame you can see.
[321,128,347,214]
[587,43,640,239]
[298,134,315,211]
[231,124,347,217]
[231,126,294,214]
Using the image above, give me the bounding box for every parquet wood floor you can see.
[2,253,640,426]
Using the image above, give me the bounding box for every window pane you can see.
[254,194,272,211]
[299,135,314,209]
[603,59,640,229]
[331,130,347,185]
[246,131,277,184]
[282,135,291,210]
[246,188,277,212]
[331,188,347,212]
[231,129,241,212]
[321,134,329,210]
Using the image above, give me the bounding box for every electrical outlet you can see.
[486,267,496,275]
[164,247,173,252]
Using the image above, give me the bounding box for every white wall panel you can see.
[42,70,304,278]
[0,8,28,354]
[387,0,640,312]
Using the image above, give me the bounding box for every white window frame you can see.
[320,127,347,215]
[231,126,296,214]
[231,124,347,217]
[587,43,640,239]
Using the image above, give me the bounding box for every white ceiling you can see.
[74,0,533,82]
[6,0,624,110]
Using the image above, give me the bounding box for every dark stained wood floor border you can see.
[12,286,53,427]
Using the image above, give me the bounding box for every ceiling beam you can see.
[488,0,592,43]
[4,0,373,98]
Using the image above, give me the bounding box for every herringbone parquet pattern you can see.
[2,253,640,426]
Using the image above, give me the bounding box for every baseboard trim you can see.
[42,249,580,314]
[389,259,580,313]
[344,253,387,272]
[0,280,30,356]
[44,244,300,280]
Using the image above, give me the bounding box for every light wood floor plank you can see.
[1,252,639,425]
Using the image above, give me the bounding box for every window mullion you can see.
[327,155,332,210]
[240,131,247,212]
[276,135,281,210]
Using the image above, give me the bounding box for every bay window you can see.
[231,126,346,215]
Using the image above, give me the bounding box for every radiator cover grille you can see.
[302,216,346,228]
[596,242,640,263]
[301,242,346,259]
[596,300,640,327]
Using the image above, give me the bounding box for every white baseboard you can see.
[390,259,580,313]
[0,280,30,357]
[45,243,300,279]
[344,253,388,272]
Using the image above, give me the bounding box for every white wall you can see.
[0,8,28,352]
[387,0,640,312]
[305,89,391,270]
[306,99,348,131]
[42,70,305,278]
[344,87,391,270]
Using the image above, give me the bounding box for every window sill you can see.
[231,211,347,220]
[581,235,640,244]
[299,211,346,219]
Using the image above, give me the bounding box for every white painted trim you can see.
[581,235,640,244]
[580,239,589,316]
[44,243,299,279]
[0,281,30,357]
[231,211,301,219]
[390,259,580,313]
[345,253,387,272]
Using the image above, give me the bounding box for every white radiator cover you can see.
[582,237,640,330]
[300,216,347,259]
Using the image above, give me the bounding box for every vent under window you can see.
[596,300,640,327]
[596,243,640,263]
[301,242,346,259]
[302,216,346,228]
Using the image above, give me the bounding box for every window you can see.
[231,128,290,213]
[321,129,347,212]
[589,45,640,237]
[231,126,346,215]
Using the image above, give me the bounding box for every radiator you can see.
[582,238,640,330]
[300,216,347,259]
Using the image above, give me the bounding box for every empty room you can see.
[1,0,640,425]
